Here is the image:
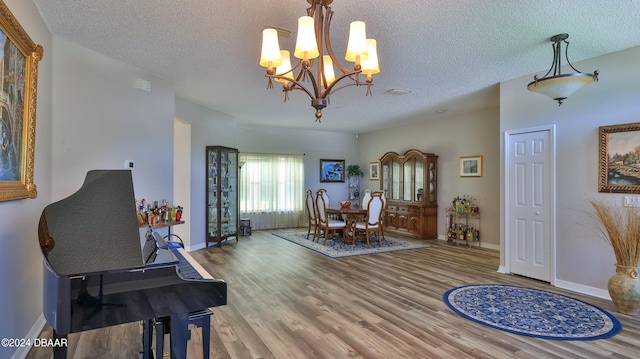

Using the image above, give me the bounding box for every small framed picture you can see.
[369,162,379,180]
[460,156,482,177]
[320,159,345,182]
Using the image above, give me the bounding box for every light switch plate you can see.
[623,195,640,207]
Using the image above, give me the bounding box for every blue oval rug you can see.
[443,284,622,340]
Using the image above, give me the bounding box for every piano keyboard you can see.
[171,247,214,280]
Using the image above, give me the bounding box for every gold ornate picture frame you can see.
[598,122,640,193]
[0,1,43,201]
[459,155,482,177]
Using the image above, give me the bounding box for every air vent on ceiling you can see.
[387,88,411,95]
[262,25,292,38]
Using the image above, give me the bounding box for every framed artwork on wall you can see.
[320,159,345,182]
[0,1,43,201]
[459,156,482,177]
[369,162,379,180]
[599,122,640,193]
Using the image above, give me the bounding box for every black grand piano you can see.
[37,170,227,359]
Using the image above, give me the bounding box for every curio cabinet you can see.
[206,146,239,247]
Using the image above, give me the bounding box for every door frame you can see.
[501,125,557,285]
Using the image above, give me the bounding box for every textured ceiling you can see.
[32,0,640,134]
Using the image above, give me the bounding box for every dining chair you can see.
[316,189,346,244]
[318,188,336,219]
[305,190,319,241]
[354,192,384,248]
[361,189,371,209]
[373,190,386,240]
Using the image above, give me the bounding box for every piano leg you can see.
[142,320,153,359]
[169,314,189,359]
[202,314,211,359]
[52,330,67,359]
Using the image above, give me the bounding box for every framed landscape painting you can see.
[320,159,345,182]
[599,122,640,193]
[459,156,482,177]
[0,1,43,201]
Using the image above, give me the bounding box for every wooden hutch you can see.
[379,149,438,239]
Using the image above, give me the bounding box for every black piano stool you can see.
[147,309,213,359]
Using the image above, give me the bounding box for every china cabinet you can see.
[206,146,239,247]
[380,149,438,239]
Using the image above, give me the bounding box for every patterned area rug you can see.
[272,229,430,258]
[444,284,622,340]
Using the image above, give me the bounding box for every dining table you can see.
[327,203,367,244]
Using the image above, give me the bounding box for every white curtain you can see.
[239,152,305,230]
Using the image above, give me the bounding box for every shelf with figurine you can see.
[445,195,480,247]
[136,198,184,228]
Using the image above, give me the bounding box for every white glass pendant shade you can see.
[361,39,380,74]
[259,28,283,67]
[322,55,336,85]
[275,50,294,83]
[345,21,369,62]
[294,16,320,60]
[527,73,596,103]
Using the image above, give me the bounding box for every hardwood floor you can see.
[27,230,640,358]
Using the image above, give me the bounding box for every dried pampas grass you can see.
[589,197,640,267]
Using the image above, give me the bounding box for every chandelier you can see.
[259,0,380,122]
[527,33,598,106]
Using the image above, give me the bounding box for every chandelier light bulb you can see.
[294,16,319,60]
[275,50,294,83]
[259,28,282,69]
[345,21,369,63]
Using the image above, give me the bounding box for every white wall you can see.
[357,108,501,248]
[500,46,640,295]
[0,1,52,358]
[50,37,175,202]
[173,117,191,247]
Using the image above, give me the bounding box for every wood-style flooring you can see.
[27,230,640,358]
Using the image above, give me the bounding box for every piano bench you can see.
[153,309,213,359]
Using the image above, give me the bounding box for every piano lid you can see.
[38,170,145,276]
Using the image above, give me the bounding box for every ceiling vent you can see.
[387,88,411,95]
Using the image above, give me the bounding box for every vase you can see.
[608,264,640,315]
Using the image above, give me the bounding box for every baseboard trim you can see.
[555,279,611,301]
[11,313,46,359]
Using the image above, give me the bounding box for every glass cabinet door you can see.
[429,161,436,203]
[415,158,424,202]
[391,160,401,200]
[207,149,218,237]
[403,160,412,201]
[382,162,390,199]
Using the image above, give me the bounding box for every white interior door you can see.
[507,128,554,282]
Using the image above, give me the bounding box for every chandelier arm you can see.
[323,70,362,96]
[563,41,582,74]
[268,74,316,100]
[322,5,351,75]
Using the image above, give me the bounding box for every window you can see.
[239,152,305,229]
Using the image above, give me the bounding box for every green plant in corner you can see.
[347,164,364,177]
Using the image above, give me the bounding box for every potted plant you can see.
[589,197,640,315]
[347,164,364,177]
